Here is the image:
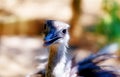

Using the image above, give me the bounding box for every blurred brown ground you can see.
[0,0,120,77]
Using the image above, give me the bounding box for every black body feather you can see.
[77,53,119,77]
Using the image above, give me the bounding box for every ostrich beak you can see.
[44,20,62,46]
[44,32,62,46]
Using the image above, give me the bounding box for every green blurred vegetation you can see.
[95,0,120,44]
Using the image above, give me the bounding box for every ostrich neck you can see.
[45,44,69,77]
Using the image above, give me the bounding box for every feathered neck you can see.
[45,44,71,77]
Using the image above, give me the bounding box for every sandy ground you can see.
[0,36,48,77]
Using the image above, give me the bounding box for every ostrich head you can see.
[44,20,70,47]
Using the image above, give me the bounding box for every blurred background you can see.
[0,0,120,77]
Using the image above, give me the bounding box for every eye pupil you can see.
[62,29,66,34]
[44,24,49,35]
[45,23,48,29]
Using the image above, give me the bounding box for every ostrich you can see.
[28,20,120,77]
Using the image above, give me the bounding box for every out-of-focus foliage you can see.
[95,0,120,44]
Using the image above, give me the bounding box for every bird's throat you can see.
[45,44,67,77]
[45,44,59,77]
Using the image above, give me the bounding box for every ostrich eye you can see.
[62,29,67,34]
[44,24,48,31]
[44,24,50,35]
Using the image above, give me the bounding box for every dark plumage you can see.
[77,54,119,77]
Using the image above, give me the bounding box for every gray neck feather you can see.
[46,44,71,77]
